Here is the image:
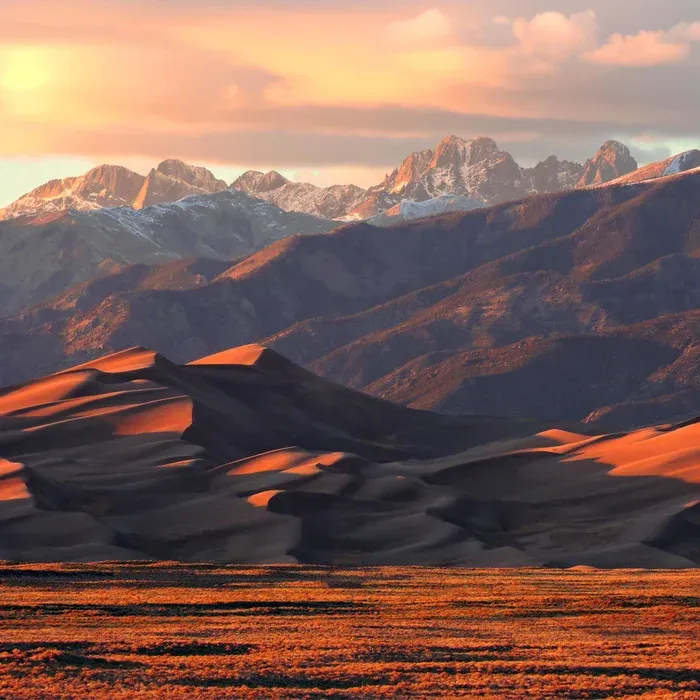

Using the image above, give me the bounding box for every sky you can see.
[0,0,699,205]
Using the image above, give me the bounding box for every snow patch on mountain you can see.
[663,151,700,176]
[368,194,485,226]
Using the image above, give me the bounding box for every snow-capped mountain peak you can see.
[0,165,147,221]
[365,135,524,215]
[607,149,700,185]
[3,136,691,226]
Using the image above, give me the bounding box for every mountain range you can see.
[7,136,694,224]
[1,344,697,565]
[2,134,700,567]
[0,160,231,222]
[0,190,336,316]
[2,163,700,429]
[0,133,663,319]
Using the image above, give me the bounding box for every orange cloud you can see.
[0,0,698,172]
[512,11,598,60]
[586,31,689,66]
[585,22,700,67]
[385,9,454,46]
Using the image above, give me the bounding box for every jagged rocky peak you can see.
[365,134,528,213]
[70,165,147,206]
[80,164,143,189]
[231,170,266,193]
[448,134,493,157]
[428,135,517,174]
[524,155,585,193]
[257,171,290,193]
[430,135,467,169]
[52,164,145,202]
[155,159,228,192]
[230,170,289,194]
[0,164,147,221]
[133,161,228,209]
[578,140,638,186]
[387,149,434,193]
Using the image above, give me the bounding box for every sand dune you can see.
[0,345,698,566]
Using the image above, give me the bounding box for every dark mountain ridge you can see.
[1,168,699,427]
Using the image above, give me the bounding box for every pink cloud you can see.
[671,22,700,42]
[586,23,700,67]
[512,11,598,60]
[0,0,698,174]
[384,9,454,46]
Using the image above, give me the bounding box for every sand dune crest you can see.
[0,345,698,566]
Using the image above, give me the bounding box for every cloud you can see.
[586,31,689,66]
[385,9,453,46]
[3,102,695,165]
[0,0,698,189]
[585,21,700,66]
[669,21,700,43]
[511,11,598,60]
[0,39,284,129]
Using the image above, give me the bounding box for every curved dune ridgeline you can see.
[0,345,698,566]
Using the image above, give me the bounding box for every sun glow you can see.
[1,47,51,91]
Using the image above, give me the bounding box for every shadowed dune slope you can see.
[0,346,698,567]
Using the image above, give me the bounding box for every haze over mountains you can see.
[4,136,685,224]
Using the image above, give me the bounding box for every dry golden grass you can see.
[0,564,698,699]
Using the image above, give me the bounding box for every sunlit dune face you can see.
[536,426,700,485]
[0,459,30,501]
[0,372,96,416]
[65,348,158,374]
[568,425,700,484]
[110,398,193,436]
[284,463,322,476]
[189,344,267,367]
[247,490,283,508]
[0,477,30,501]
[226,448,347,476]
[227,448,320,476]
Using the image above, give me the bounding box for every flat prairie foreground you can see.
[0,565,698,699]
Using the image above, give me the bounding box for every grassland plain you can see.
[0,565,698,699]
